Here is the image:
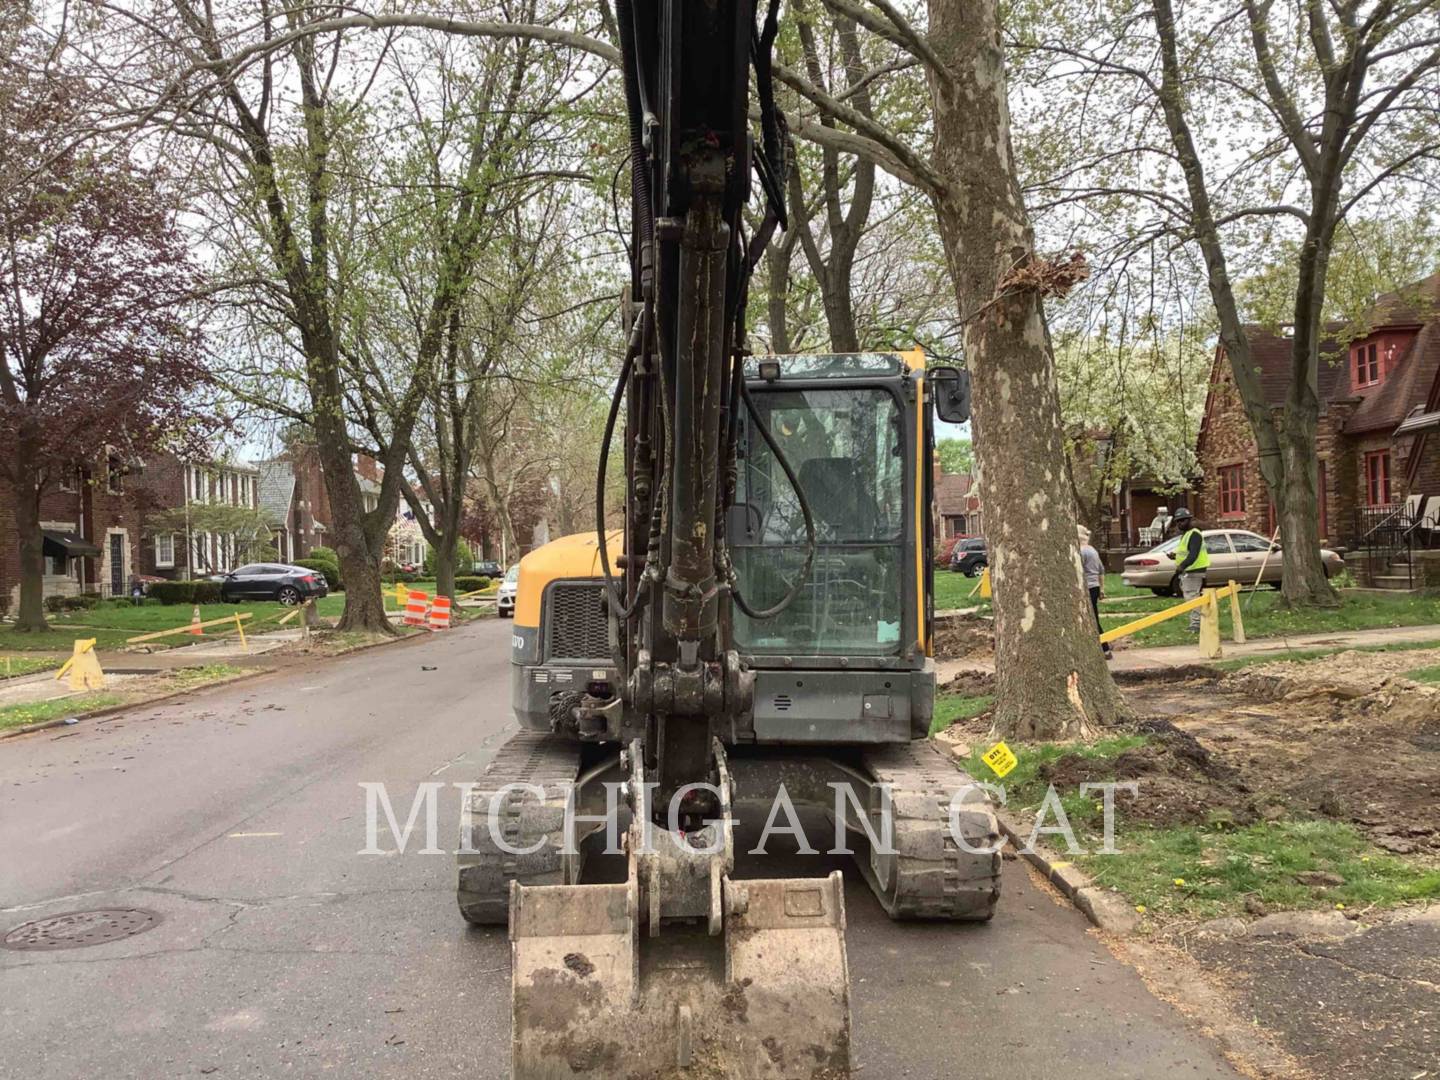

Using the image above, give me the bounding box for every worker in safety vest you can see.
[1166,507,1209,631]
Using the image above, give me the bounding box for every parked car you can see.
[219,563,330,605]
[476,560,503,580]
[496,564,519,618]
[1120,530,1345,596]
[949,537,988,576]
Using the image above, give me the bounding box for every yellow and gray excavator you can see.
[455,2,998,1075]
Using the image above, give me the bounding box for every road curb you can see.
[934,736,1140,936]
[0,623,454,742]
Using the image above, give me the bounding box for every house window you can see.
[1353,341,1381,388]
[1218,464,1246,517]
[57,464,77,493]
[1365,450,1391,506]
[155,533,175,569]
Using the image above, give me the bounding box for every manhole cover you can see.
[3,909,161,951]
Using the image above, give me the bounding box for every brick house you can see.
[0,454,147,609]
[934,472,982,539]
[135,456,262,580]
[1195,273,1440,547]
[257,446,388,564]
[1,450,260,609]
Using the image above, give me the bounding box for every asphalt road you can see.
[0,619,1241,1079]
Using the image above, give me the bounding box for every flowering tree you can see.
[0,57,207,630]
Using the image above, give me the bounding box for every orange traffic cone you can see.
[189,604,203,636]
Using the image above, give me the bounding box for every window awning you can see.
[42,530,102,558]
[1395,410,1440,436]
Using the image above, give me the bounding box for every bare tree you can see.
[1013,0,1440,605]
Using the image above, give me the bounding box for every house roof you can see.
[1344,319,1440,433]
[1236,324,1350,408]
[1220,272,1440,435]
[257,461,295,526]
[1343,274,1440,434]
[934,472,974,513]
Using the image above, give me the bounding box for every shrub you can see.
[453,575,492,594]
[935,535,963,569]
[149,581,196,605]
[296,558,341,590]
[393,569,420,584]
[309,546,339,564]
[192,581,223,603]
[45,595,67,613]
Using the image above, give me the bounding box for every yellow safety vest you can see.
[1178,528,1210,571]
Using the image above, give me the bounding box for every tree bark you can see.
[927,0,1128,738]
[433,545,457,599]
[12,463,48,632]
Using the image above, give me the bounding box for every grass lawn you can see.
[929,691,994,735]
[0,625,139,651]
[1085,820,1440,919]
[0,662,247,733]
[935,571,1155,613]
[0,693,127,731]
[948,730,1440,920]
[1402,663,1440,683]
[1103,588,1440,648]
[0,655,64,678]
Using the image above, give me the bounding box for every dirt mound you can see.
[941,670,994,697]
[1121,662,1440,856]
[1039,717,1253,827]
[1224,648,1440,732]
[932,613,992,661]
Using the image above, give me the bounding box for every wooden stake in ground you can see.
[1246,528,1282,608]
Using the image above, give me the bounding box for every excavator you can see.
[455,2,998,1075]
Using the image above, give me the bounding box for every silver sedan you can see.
[1120,529,1345,596]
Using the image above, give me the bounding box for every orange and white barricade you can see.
[404,590,430,627]
[428,595,452,631]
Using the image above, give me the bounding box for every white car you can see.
[496,564,519,618]
[1120,529,1345,596]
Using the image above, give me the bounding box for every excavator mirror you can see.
[930,365,972,424]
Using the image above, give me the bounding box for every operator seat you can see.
[799,457,878,539]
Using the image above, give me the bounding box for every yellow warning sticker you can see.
[981,741,1017,778]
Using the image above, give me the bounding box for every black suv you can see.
[220,563,329,605]
[475,560,503,579]
[949,538,988,576]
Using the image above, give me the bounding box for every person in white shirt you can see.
[1078,525,1112,660]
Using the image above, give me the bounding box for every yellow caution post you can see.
[1100,581,1243,660]
[1198,589,1223,659]
[55,638,105,691]
[978,567,992,599]
[1226,580,1247,644]
[234,612,249,653]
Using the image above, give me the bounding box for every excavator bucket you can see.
[510,870,851,1078]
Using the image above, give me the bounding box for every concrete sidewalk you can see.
[937,622,1440,682]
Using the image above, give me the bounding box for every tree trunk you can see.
[927,0,1128,739]
[765,243,794,354]
[12,467,48,632]
[1278,410,1338,605]
[433,543,457,599]
[337,545,390,631]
